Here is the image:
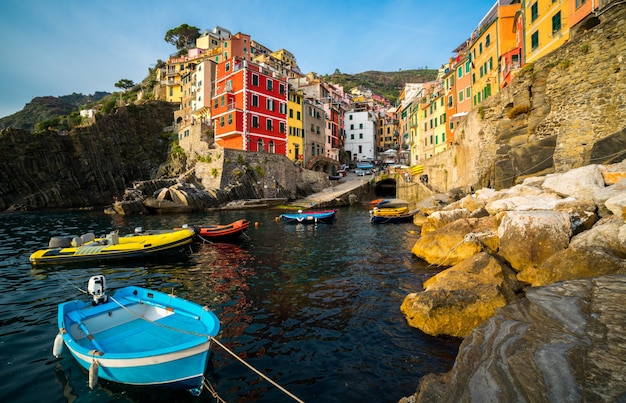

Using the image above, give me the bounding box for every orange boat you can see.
[196,219,250,243]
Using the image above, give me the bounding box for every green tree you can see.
[114,79,135,91]
[164,24,201,50]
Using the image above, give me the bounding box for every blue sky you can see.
[0,0,497,118]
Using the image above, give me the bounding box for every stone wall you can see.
[421,4,626,192]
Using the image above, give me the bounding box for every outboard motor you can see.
[134,227,144,234]
[87,275,107,305]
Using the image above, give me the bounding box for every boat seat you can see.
[81,233,96,244]
[71,237,83,247]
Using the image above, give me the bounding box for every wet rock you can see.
[403,275,626,403]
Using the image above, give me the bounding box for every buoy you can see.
[88,360,99,389]
[53,333,64,357]
[255,222,259,228]
[275,217,279,222]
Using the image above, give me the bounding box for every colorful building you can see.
[212,57,288,154]
[344,108,377,162]
[522,0,570,64]
[287,89,304,165]
[302,97,325,165]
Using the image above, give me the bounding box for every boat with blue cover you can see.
[53,275,220,395]
[278,209,337,224]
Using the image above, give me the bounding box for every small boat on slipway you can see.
[370,207,419,224]
[196,219,250,243]
[30,227,195,265]
[277,209,337,224]
[53,275,220,394]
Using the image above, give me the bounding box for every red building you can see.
[212,57,288,154]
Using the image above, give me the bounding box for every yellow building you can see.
[523,0,570,64]
[468,1,521,106]
[287,89,304,165]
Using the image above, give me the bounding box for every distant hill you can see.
[0,92,110,131]
[323,69,438,105]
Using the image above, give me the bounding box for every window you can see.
[225,62,230,72]
[214,98,218,109]
[296,111,300,120]
[252,94,259,107]
[257,139,264,152]
[280,122,286,133]
[531,2,538,22]
[359,133,363,139]
[267,79,273,91]
[350,124,354,130]
[359,123,363,129]
[220,116,224,127]
[220,95,224,106]
[267,98,274,111]
[279,84,285,94]
[466,87,471,99]
[266,119,273,131]
[479,43,483,54]
[252,74,259,86]
[349,115,353,120]
[228,114,232,125]
[289,109,293,118]
[252,115,259,128]
[552,11,562,34]
[350,134,355,140]
[457,66,463,79]
[269,141,275,153]
[485,34,491,47]
[531,31,539,50]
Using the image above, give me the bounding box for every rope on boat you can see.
[209,336,305,403]
[107,297,304,402]
[202,378,227,403]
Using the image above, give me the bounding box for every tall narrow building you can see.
[212,57,288,154]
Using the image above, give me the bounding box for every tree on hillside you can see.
[115,79,135,91]
[164,24,201,50]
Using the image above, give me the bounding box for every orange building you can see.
[212,57,288,154]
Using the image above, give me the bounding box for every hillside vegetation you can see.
[324,69,438,105]
[0,92,109,132]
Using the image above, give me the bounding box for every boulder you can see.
[593,178,626,218]
[402,275,626,403]
[486,193,572,215]
[497,210,571,273]
[517,218,626,286]
[542,164,605,201]
[400,253,521,338]
[412,217,499,266]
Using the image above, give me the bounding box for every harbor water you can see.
[0,206,460,402]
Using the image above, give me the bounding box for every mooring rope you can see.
[210,337,305,403]
[103,295,303,402]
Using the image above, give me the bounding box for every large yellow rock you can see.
[412,217,498,266]
[401,253,521,338]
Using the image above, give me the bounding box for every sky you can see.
[0,0,498,119]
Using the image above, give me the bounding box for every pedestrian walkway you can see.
[289,176,370,208]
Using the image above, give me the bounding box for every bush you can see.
[507,104,531,119]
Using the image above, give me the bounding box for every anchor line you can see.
[107,297,304,402]
[209,337,305,403]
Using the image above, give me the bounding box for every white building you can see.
[344,110,377,162]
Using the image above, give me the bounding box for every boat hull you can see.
[279,210,337,224]
[30,229,195,265]
[197,219,250,242]
[58,286,220,392]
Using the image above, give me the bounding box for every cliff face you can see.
[0,102,177,211]
[423,4,626,192]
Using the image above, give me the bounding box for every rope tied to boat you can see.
[209,337,305,403]
[107,296,304,402]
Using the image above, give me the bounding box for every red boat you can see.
[196,219,250,243]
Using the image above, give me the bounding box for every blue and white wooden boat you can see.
[278,209,337,224]
[53,276,220,395]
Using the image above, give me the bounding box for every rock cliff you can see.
[0,102,177,211]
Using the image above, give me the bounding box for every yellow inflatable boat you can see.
[29,227,195,265]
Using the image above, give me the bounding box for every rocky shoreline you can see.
[399,161,626,401]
